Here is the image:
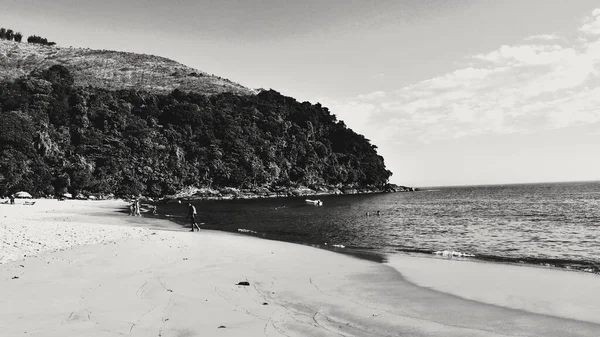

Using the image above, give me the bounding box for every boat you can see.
[305,199,323,206]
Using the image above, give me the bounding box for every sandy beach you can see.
[1,199,599,336]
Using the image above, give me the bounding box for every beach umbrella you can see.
[15,191,32,199]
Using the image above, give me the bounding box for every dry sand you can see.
[1,199,599,336]
[0,199,147,264]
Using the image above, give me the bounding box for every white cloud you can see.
[474,44,569,66]
[357,91,386,101]
[524,34,561,41]
[326,8,600,144]
[580,8,600,35]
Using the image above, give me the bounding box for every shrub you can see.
[27,34,56,46]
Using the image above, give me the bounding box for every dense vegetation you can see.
[0,28,22,42]
[26,35,56,46]
[0,66,392,198]
[0,28,47,44]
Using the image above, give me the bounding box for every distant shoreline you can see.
[160,184,419,202]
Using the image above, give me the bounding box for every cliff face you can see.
[0,40,254,95]
[0,64,393,198]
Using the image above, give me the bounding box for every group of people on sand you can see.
[129,198,159,217]
[127,197,199,232]
[129,199,141,216]
[1,194,16,204]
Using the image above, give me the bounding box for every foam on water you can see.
[433,250,475,258]
[237,228,259,234]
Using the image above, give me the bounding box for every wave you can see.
[237,228,259,234]
[433,250,475,258]
[395,247,600,274]
[324,243,345,248]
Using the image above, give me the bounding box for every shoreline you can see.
[387,253,600,325]
[149,197,600,277]
[2,199,600,336]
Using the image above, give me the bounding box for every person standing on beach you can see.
[134,199,141,216]
[9,194,15,205]
[188,203,201,232]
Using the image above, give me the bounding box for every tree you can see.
[27,34,56,46]
[0,112,34,152]
[0,28,6,39]
[5,29,14,41]
[14,32,22,42]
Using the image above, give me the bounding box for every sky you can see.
[1,0,599,187]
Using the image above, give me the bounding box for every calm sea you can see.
[156,181,600,273]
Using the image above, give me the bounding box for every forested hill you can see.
[0,65,393,198]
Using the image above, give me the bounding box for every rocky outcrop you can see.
[162,184,418,202]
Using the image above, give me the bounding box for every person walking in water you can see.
[188,203,201,232]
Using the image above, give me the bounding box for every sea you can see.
[155,181,600,274]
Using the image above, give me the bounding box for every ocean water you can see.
[156,181,600,273]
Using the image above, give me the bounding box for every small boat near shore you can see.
[305,199,323,206]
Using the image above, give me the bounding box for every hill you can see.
[0,40,254,95]
[0,65,393,198]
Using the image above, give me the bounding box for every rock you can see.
[218,325,226,329]
[12,276,19,279]
[236,281,250,286]
[290,186,315,197]
[262,302,268,305]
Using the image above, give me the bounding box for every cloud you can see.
[580,8,600,35]
[357,91,386,101]
[524,34,561,41]
[324,8,600,144]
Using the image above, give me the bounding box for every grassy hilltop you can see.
[0,40,254,95]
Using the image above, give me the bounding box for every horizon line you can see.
[414,179,600,189]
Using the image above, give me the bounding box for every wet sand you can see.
[387,254,600,324]
[1,199,599,336]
